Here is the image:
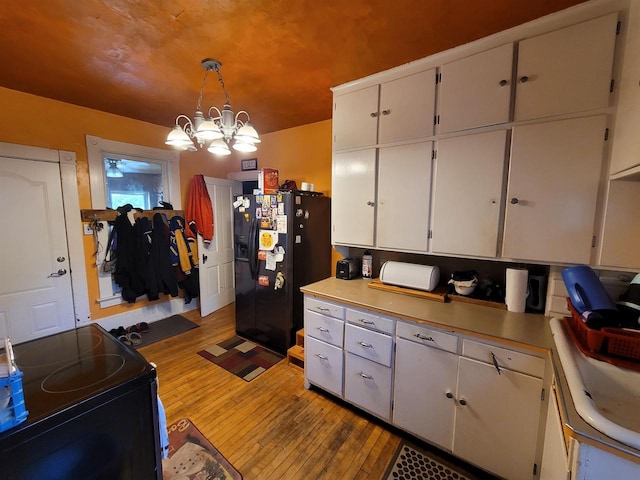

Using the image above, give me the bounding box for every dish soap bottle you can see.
[362,250,373,278]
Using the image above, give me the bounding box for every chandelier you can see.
[165,59,260,156]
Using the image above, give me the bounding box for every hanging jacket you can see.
[113,205,146,303]
[146,213,179,301]
[185,174,214,244]
[169,216,193,275]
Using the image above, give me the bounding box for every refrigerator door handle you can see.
[248,218,258,280]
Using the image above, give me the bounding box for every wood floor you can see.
[138,305,402,480]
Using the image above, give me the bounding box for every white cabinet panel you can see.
[439,43,514,133]
[305,309,345,348]
[305,336,344,397]
[332,149,377,246]
[346,307,395,334]
[432,130,507,257]
[306,296,345,320]
[454,357,543,480]
[599,180,640,269]
[396,321,458,354]
[393,337,458,450]
[503,115,607,264]
[344,352,392,420]
[333,85,379,150]
[379,69,436,144]
[376,142,432,251]
[515,13,618,121]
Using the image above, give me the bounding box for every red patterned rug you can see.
[197,336,284,381]
[163,418,242,480]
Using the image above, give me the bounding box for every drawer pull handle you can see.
[317,307,330,312]
[316,327,329,333]
[358,372,373,380]
[315,354,328,360]
[359,319,375,325]
[415,333,434,342]
[358,341,373,348]
[490,352,502,375]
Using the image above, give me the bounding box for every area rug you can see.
[384,441,489,480]
[197,336,284,381]
[162,418,242,480]
[135,314,198,348]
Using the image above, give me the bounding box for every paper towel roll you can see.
[506,268,529,313]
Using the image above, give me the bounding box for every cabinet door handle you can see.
[459,398,467,406]
[445,391,454,399]
[358,372,373,380]
[414,333,434,342]
[510,197,519,205]
[381,109,391,115]
[370,112,379,118]
[316,326,329,333]
[315,354,328,360]
[359,319,375,325]
[519,75,529,83]
[366,201,375,207]
[490,352,502,375]
[499,79,508,87]
[358,341,373,348]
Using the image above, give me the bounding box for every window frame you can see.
[86,135,181,308]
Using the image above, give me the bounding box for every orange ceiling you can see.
[0,0,586,135]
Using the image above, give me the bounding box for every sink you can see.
[550,317,640,450]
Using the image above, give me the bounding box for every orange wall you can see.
[0,86,335,321]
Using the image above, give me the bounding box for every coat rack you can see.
[80,209,184,223]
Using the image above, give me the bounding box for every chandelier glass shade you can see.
[105,159,124,178]
[165,59,260,156]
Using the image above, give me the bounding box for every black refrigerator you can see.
[234,190,331,354]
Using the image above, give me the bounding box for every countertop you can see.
[301,277,640,462]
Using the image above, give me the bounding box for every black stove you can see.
[0,324,162,479]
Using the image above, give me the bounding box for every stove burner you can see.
[17,333,104,369]
[41,354,126,394]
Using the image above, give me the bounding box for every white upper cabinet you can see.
[503,115,607,264]
[438,43,514,134]
[376,142,433,252]
[333,69,436,151]
[378,69,436,144]
[514,13,618,122]
[332,149,377,246]
[333,85,379,151]
[431,130,507,257]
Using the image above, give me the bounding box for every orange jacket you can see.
[185,174,213,244]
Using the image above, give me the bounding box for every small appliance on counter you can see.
[448,270,478,296]
[336,257,360,280]
[379,261,440,292]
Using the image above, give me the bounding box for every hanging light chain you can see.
[213,63,231,106]
[196,69,210,112]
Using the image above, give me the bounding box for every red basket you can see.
[566,298,640,362]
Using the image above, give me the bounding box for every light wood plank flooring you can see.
[139,305,401,480]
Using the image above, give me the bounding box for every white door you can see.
[0,156,75,343]
[199,177,235,316]
[377,142,432,251]
[432,130,507,257]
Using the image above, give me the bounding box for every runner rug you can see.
[134,314,198,348]
[163,418,242,480]
[197,336,284,382]
[384,441,492,480]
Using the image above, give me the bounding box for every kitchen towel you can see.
[506,268,529,313]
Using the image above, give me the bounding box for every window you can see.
[86,135,181,307]
[103,158,164,210]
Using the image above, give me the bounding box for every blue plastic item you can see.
[0,367,28,433]
[562,265,616,314]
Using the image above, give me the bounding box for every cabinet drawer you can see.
[346,308,395,334]
[344,352,392,420]
[396,321,458,354]
[345,323,393,367]
[305,337,344,397]
[305,310,344,347]
[462,339,545,378]
[306,296,345,320]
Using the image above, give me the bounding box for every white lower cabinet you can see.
[305,336,344,397]
[344,352,393,420]
[393,322,546,480]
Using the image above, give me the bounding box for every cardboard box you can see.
[258,168,279,194]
